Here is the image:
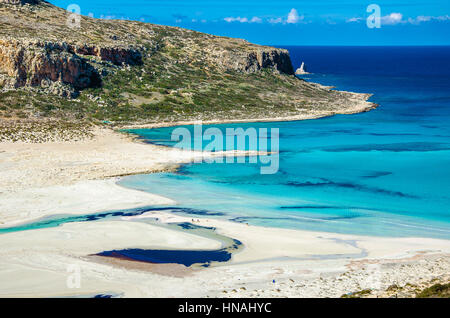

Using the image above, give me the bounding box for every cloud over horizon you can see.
[381,12,403,25]
[55,0,450,45]
[224,8,305,25]
[287,8,302,24]
[346,12,450,26]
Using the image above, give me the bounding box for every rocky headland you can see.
[0,0,375,141]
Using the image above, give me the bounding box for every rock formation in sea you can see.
[295,62,310,75]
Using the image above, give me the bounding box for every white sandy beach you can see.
[0,128,448,298]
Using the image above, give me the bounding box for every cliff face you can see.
[0,38,145,96]
[0,36,292,96]
[216,47,294,75]
[0,39,292,96]
[0,39,98,94]
[74,44,143,66]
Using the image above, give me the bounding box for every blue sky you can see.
[51,0,450,45]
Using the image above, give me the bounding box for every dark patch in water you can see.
[176,222,199,230]
[361,171,393,179]
[94,294,114,298]
[285,180,416,198]
[96,244,240,267]
[319,142,450,152]
[163,174,191,181]
[175,222,215,231]
[231,214,362,224]
[320,215,361,221]
[174,165,192,176]
[422,125,438,129]
[230,239,242,250]
[280,205,356,210]
[330,129,363,134]
[170,208,225,217]
[367,132,421,137]
[230,216,292,223]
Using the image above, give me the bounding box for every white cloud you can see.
[346,13,450,25]
[250,16,262,23]
[436,15,450,21]
[224,16,248,23]
[224,16,262,23]
[267,8,304,24]
[381,12,403,25]
[408,15,450,24]
[287,8,301,24]
[416,16,432,22]
[268,17,283,24]
[220,10,450,26]
[346,17,363,23]
[380,13,450,25]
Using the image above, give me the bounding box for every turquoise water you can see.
[122,47,450,239]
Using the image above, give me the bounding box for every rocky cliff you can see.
[213,47,294,75]
[0,38,145,96]
[0,36,292,96]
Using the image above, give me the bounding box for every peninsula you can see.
[1,1,447,299]
[0,0,375,142]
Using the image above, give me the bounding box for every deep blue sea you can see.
[122,46,450,239]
